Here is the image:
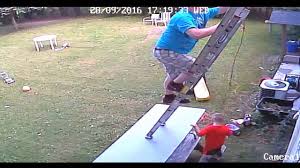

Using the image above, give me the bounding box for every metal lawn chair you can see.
[142,14,160,26]
[154,12,171,27]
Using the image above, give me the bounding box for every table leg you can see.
[54,38,58,46]
[39,42,44,48]
[34,41,40,52]
[50,40,55,50]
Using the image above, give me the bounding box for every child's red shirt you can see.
[197,124,232,154]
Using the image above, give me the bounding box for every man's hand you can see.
[186,23,219,40]
[207,23,219,35]
[212,23,220,31]
[218,7,229,14]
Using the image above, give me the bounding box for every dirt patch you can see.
[195,90,259,127]
[215,54,291,162]
[223,110,295,162]
[188,52,294,162]
[223,90,259,120]
[261,54,281,77]
[189,89,295,162]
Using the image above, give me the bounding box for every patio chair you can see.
[154,12,171,27]
[142,14,160,26]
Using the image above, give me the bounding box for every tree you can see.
[0,7,45,30]
[59,7,81,17]
[73,7,81,16]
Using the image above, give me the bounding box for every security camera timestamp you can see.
[90,7,208,15]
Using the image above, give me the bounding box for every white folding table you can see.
[33,35,58,52]
[93,104,205,163]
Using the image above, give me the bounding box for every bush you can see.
[79,7,91,16]
[44,7,61,18]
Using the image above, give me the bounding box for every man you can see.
[191,113,232,162]
[153,7,229,104]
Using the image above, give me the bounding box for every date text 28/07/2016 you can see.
[89,7,209,15]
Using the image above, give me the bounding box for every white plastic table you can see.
[93,104,205,163]
[33,35,57,52]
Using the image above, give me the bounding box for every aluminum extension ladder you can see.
[146,7,250,139]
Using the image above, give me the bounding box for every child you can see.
[191,113,232,162]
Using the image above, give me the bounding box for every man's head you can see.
[212,113,225,124]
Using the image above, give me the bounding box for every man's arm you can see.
[183,7,229,40]
[185,24,219,40]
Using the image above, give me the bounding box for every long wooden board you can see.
[194,77,210,101]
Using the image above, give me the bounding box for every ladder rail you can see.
[145,7,250,139]
[186,8,249,90]
[186,15,248,90]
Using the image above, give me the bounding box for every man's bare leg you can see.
[167,71,193,92]
[162,74,191,104]
[164,74,175,95]
[173,71,193,84]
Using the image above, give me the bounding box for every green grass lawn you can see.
[0,16,280,162]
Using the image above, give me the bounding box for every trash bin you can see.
[286,40,298,53]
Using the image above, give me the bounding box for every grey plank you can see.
[283,55,300,64]
[167,133,200,162]
[273,63,300,80]
[269,10,300,26]
[93,104,205,163]
[284,115,300,162]
[287,89,300,100]
[286,52,300,56]
[279,63,300,74]
[273,70,286,80]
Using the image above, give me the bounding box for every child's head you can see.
[212,113,225,124]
